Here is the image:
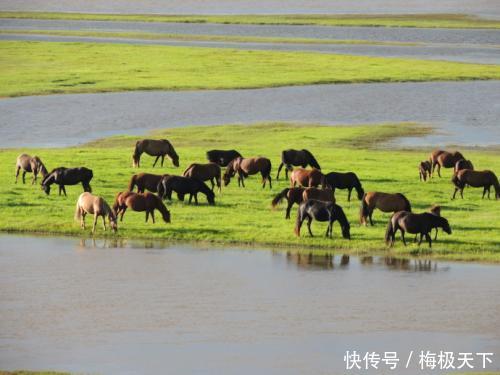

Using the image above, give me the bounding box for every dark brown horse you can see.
[276,149,321,180]
[419,161,432,182]
[414,205,441,241]
[132,139,179,168]
[325,171,364,201]
[454,159,474,173]
[183,162,222,192]
[429,150,464,177]
[128,173,167,193]
[157,175,215,205]
[223,157,272,189]
[452,169,500,199]
[302,187,335,203]
[385,211,451,248]
[113,191,170,223]
[360,192,411,226]
[15,154,48,184]
[295,200,350,239]
[290,168,327,189]
[271,187,305,219]
[41,167,93,196]
[206,149,242,167]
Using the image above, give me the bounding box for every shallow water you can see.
[0,235,499,374]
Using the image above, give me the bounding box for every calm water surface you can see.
[0,235,499,374]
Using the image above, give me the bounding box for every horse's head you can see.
[440,217,452,235]
[341,223,351,240]
[356,186,365,201]
[170,151,180,167]
[207,190,216,205]
[109,212,118,233]
[454,151,465,161]
[41,183,50,195]
[162,207,171,223]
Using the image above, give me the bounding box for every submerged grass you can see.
[0,123,499,262]
[1,40,500,97]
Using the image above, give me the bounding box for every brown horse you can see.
[183,162,222,192]
[132,139,179,168]
[454,159,474,173]
[271,187,305,219]
[75,192,117,233]
[414,205,441,241]
[15,154,48,184]
[223,157,272,189]
[113,191,171,223]
[419,160,432,182]
[128,173,167,193]
[452,169,500,199]
[360,192,412,226]
[290,168,327,189]
[429,150,464,177]
[302,187,335,203]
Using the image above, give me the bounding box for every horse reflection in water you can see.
[286,252,350,270]
[360,256,438,272]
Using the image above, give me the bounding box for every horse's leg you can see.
[240,172,245,188]
[488,186,491,199]
[151,210,155,224]
[482,187,486,199]
[210,178,215,191]
[460,187,464,199]
[426,233,432,248]
[15,166,20,183]
[92,213,98,234]
[418,233,423,246]
[348,188,352,202]
[161,155,165,167]
[286,201,292,219]
[188,194,193,204]
[32,171,37,185]
[285,168,289,181]
[268,175,272,189]
[81,211,86,229]
[62,185,67,196]
[452,187,459,200]
[120,207,127,222]
[145,211,149,222]
[194,194,199,205]
[437,164,441,178]
[368,209,374,226]
[434,228,438,241]
[401,231,407,246]
[102,215,106,231]
[276,162,284,180]
[307,217,313,237]
[22,171,26,184]
[153,156,160,167]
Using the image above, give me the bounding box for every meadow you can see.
[1,123,499,262]
[1,41,500,97]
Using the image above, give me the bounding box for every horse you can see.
[223,157,272,189]
[302,187,335,203]
[74,192,117,233]
[360,192,411,226]
[113,191,170,224]
[128,173,167,193]
[183,162,222,192]
[290,168,327,189]
[385,211,451,248]
[414,205,441,242]
[419,161,432,182]
[206,149,242,167]
[41,167,93,196]
[15,154,48,184]
[271,187,305,219]
[132,139,179,168]
[325,171,364,201]
[157,175,215,205]
[429,150,464,177]
[452,169,499,200]
[454,159,474,173]
[276,149,321,180]
[294,200,350,239]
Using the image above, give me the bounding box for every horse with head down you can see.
[132,139,179,168]
[429,150,464,177]
[360,192,411,226]
[113,191,171,224]
[295,200,350,239]
[452,169,499,200]
[183,162,222,192]
[325,171,364,201]
[276,149,321,180]
[15,154,48,184]
[223,157,272,189]
[75,192,117,233]
[290,168,327,189]
[41,167,93,196]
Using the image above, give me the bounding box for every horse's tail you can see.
[385,216,394,245]
[74,199,82,221]
[294,205,303,236]
[490,172,500,198]
[113,191,123,213]
[182,163,195,177]
[303,149,321,170]
[263,159,272,179]
[398,193,411,212]
[272,188,289,208]
[157,179,165,199]
[128,174,137,192]
[359,193,369,224]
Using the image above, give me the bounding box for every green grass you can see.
[1,11,499,29]
[1,41,500,97]
[1,122,499,262]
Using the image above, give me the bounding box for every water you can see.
[1,235,499,374]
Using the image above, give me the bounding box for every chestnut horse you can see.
[290,168,327,189]
[15,154,48,184]
[429,150,464,177]
[276,149,321,180]
[183,162,222,192]
[75,192,117,233]
[113,191,171,224]
[454,159,474,173]
[128,173,167,193]
[132,139,179,168]
[360,192,412,226]
[302,187,335,203]
[452,169,500,199]
[325,171,364,201]
[419,161,432,182]
[271,187,305,219]
[295,200,350,239]
[223,157,272,189]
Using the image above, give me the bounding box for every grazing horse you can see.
[452,169,499,200]
[295,200,350,239]
[276,149,321,180]
[41,167,93,196]
[132,139,179,168]
[183,162,222,192]
[271,187,305,219]
[429,150,464,177]
[113,191,170,224]
[325,171,364,201]
[223,157,272,189]
[419,161,432,182]
[302,187,335,203]
[128,173,167,193]
[15,154,48,184]
[206,149,242,167]
[414,205,441,242]
[454,159,474,173]
[385,211,451,248]
[360,192,411,226]
[158,175,215,205]
[75,192,117,233]
[290,168,327,189]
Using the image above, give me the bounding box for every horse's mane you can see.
[182,163,196,176]
[302,149,321,170]
[396,193,412,212]
[333,204,349,228]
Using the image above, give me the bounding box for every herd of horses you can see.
[14,141,499,247]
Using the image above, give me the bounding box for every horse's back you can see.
[16,153,32,170]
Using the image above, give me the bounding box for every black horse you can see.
[41,167,93,196]
[276,149,321,180]
[325,171,364,201]
[206,149,242,167]
[385,211,451,248]
[157,175,215,205]
[295,199,350,239]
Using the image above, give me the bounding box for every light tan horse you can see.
[183,162,222,192]
[290,168,327,189]
[360,192,412,226]
[75,192,117,233]
[302,187,335,203]
[15,154,48,184]
[132,139,179,168]
[452,169,499,199]
[223,157,272,189]
[429,150,464,177]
